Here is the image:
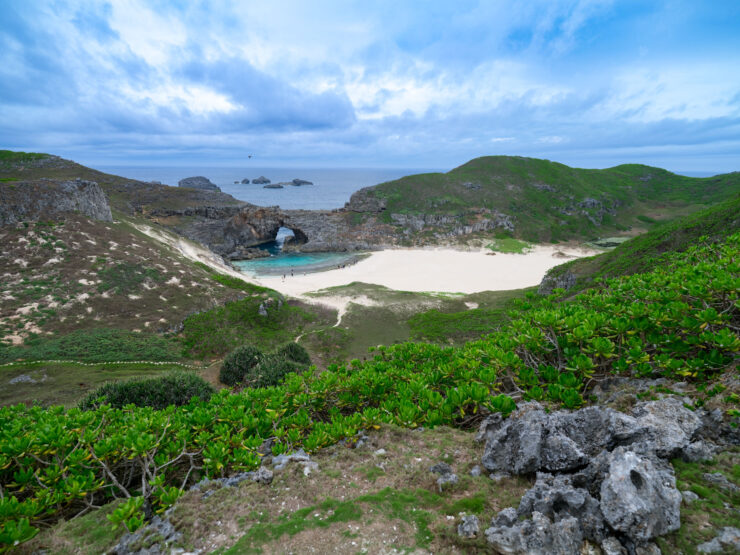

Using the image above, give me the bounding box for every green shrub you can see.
[276,342,312,365]
[78,372,214,410]
[245,355,304,388]
[220,345,264,386]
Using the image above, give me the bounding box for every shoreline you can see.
[249,245,597,302]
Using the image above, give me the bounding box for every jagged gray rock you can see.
[538,269,577,295]
[178,176,220,192]
[599,447,681,542]
[272,449,312,471]
[631,396,702,457]
[457,515,480,538]
[702,472,740,494]
[517,473,607,543]
[485,511,583,555]
[697,527,740,553]
[111,514,182,554]
[479,397,729,552]
[681,490,700,504]
[481,403,547,474]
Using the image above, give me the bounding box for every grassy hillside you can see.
[542,193,740,293]
[360,156,740,242]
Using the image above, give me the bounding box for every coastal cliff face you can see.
[0,178,113,226]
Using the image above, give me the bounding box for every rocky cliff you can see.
[0,178,112,226]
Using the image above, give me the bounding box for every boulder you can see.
[631,396,702,457]
[457,515,480,538]
[178,176,220,192]
[599,447,681,542]
[485,511,584,555]
[481,403,547,474]
[697,527,740,553]
[517,473,607,543]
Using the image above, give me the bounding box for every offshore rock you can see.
[252,176,271,184]
[178,176,220,192]
[291,178,313,186]
[0,178,112,226]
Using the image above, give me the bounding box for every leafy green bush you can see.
[219,345,264,386]
[78,371,214,410]
[245,355,304,388]
[275,342,312,365]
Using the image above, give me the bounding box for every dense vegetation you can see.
[362,156,740,242]
[78,372,214,410]
[1,233,737,550]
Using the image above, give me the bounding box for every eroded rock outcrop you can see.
[0,178,112,226]
[480,397,733,554]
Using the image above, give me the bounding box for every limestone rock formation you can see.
[0,178,112,226]
[178,176,221,192]
[480,397,727,552]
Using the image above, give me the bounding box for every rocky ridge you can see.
[0,178,112,226]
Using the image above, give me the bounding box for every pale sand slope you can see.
[253,246,596,298]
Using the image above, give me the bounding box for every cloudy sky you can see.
[1,1,739,172]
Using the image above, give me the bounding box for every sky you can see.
[1,1,739,173]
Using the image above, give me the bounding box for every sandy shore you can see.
[253,246,596,298]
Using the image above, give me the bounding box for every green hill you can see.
[353,156,740,243]
[541,193,740,294]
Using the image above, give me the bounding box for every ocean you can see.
[98,166,436,210]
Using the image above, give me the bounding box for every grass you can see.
[486,237,531,253]
[0,361,193,407]
[657,449,740,554]
[0,328,182,364]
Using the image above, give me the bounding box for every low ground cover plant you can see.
[1,234,738,550]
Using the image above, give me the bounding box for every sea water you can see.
[98,166,433,210]
[233,251,361,276]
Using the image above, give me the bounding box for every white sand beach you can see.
[253,246,596,298]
